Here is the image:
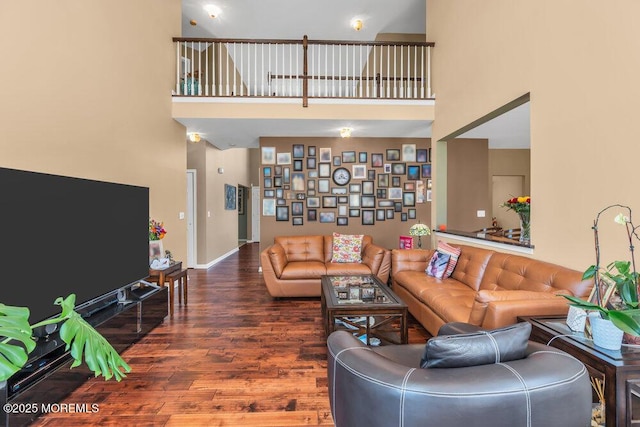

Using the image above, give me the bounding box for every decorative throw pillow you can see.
[331,232,364,263]
[426,251,451,279]
[420,322,531,369]
[437,241,461,278]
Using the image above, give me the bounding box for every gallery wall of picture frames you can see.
[260,143,431,226]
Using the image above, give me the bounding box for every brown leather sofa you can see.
[261,235,391,297]
[391,245,593,336]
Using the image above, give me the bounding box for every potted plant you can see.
[0,294,130,383]
[564,205,640,344]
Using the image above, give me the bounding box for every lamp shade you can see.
[409,223,431,236]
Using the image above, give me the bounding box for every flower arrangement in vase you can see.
[149,218,166,241]
[563,205,640,343]
[500,196,531,244]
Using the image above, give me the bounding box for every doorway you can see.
[186,169,197,267]
[238,184,249,244]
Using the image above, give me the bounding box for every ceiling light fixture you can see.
[351,19,363,31]
[340,127,352,138]
[204,5,221,19]
[189,132,201,143]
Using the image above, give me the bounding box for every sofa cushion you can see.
[420,322,531,368]
[331,232,363,263]
[437,241,461,278]
[275,235,325,263]
[280,261,327,280]
[326,262,372,276]
[426,251,450,279]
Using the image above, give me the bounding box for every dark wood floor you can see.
[34,243,429,426]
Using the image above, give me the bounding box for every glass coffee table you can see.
[321,275,408,345]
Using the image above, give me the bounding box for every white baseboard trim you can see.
[193,247,239,269]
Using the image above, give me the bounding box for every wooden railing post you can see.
[302,35,308,107]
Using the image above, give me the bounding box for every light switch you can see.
[179,212,185,219]
[477,210,486,218]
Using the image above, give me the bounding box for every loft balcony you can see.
[171,36,435,148]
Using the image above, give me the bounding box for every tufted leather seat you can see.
[327,323,592,427]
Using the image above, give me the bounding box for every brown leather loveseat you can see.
[261,234,391,297]
[391,244,593,336]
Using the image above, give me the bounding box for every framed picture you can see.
[333,156,342,166]
[263,199,276,216]
[395,202,403,212]
[277,198,286,205]
[352,165,367,179]
[296,193,305,200]
[389,188,403,199]
[307,197,320,208]
[376,209,386,221]
[293,144,305,158]
[392,176,401,187]
[264,177,272,188]
[371,153,384,168]
[338,205,348,216]
[362,209,375,225]
[416,180,426,203]
[337,217,348,226]
[308,146,316,156]
[367,169,376,180]
[319,147,332,162]
[422,164,432,178]
[293,217,304,226]
[417,149,428,163]
[392,163,406,175]
[349,209,360,217]
[408,208,417,219]
[149,240,164,263]
[404,181,415,191]
[283,167,291,184]
[386,209,395,219]
[291,173,305,191]
[319,163,331,177]
[403,191,416,206]
[427,189,432,202]
[376,189,387,199]
[401,213,408,221]
[318,179,330,193]
[342,151,356,163]
[402,144,417,162]
[361,195,376,207]
[277,152,292,165]
[261,147,276,164]
[427,179,432,189]
[273,177,282,187]
[276,206,289,221]
[323,196,337,208]
[307,157,316,169]
[319,211,335,223]
[386,148,401,161]
[332,187,347,195]
[359,152,368,163]
[378,200,394,207]
[362,181,374,195]
[349,183,361,193]
[407,165,420,180]
[308,209,317,221]
[225,184,236,210]
[276,188,284,198]
[384,164,392,173]
[377,173,389,188]
[338,196,348,204]
[263,167,272,177]
[291,202,304,216]
[264,189,275,198]
[307,179,316,190]
[349,194,360,207]
[293,159,303,171]
[308,170,318,178]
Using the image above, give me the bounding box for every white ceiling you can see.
[176,1,530,150]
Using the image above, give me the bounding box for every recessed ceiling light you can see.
[351,18,363,31]
[204,5,221,19]
[340,127,353,138]
[188,132,201,143]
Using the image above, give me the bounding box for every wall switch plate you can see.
[477,210,486,218]
[179,212,185,219]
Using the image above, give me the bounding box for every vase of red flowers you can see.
[501,196,531,245]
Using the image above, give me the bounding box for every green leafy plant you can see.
[0,294,131,382]
[564,205,640,336]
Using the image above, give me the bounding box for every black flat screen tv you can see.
[0,167,150,324]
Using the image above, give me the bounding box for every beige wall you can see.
[259,137,431,250]
[187,142,252,264]
[0,1,187,261]
[428,0,640,270]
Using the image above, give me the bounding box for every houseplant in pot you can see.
[564,204,640,349]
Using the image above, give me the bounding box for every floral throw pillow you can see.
[331,232,364,263]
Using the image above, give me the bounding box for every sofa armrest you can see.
[391,249,434,276]
[469,290,571,329]
[362,243,391,283]
[265,243,288,278]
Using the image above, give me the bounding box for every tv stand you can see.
[0,284,167,427]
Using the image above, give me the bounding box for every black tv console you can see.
[0,284,167,427]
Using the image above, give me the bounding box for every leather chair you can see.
[327,323,591,427]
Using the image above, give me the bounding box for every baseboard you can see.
[194,247,239,269]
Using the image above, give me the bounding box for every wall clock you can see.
[332,167,351,186]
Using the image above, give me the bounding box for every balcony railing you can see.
[173,36,434,106]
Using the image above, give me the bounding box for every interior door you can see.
[492,175,524,230]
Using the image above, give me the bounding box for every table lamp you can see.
[409,222,431,248]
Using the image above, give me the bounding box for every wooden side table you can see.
[148,261,182,315]
[521,316,640,427]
